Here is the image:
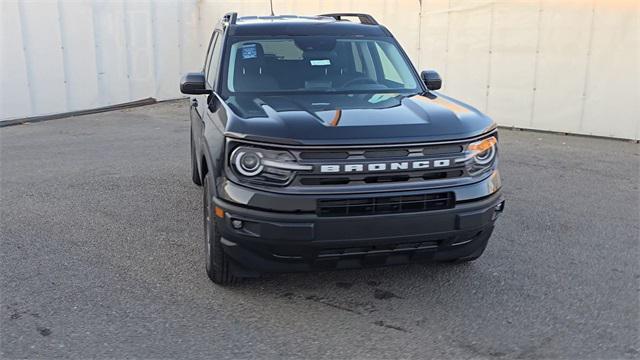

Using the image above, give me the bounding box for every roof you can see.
[227,15,390,37]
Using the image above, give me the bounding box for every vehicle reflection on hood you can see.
[225,92,484,127]
[226,93,409,125]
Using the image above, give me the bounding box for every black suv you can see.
[181,13,504,285]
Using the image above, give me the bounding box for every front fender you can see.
[200,105,227,198]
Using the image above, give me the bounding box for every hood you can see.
[223,92,496,146]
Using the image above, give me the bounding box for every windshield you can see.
[221,36,421,96]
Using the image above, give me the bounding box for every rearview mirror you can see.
[180,72,209,95]
[421,70,442,91]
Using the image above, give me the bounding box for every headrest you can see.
[294,37,336,52]
[302,50,337,61]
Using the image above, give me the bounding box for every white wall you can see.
[2,0,639,140]
[1,0,201,119]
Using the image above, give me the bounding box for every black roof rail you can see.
[319,13,378,25]
[222,12,238,26]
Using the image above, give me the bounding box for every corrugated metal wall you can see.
[2,0,639,140]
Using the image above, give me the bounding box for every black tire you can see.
[191,131,202,186]
[203,173,238,285]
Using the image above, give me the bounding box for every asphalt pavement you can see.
[1,100,638,359]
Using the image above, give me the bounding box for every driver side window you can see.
[206,32,222,88]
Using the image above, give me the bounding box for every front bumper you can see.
[211,173,504,273]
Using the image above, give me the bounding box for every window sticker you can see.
[241,44,257,59]
[310,59,331,66]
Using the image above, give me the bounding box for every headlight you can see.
[234,150,264,176]
[456,136,498,175]
[468,137,497,165]
[229,146,312,186]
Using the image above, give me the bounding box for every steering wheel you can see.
[341,76,377,88]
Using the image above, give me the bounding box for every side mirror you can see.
[180,72,210,95]
[421,70,442,91]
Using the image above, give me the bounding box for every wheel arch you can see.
[199,137,222,198]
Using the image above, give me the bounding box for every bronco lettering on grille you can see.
[319,159,452,173]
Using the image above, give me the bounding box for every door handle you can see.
[191,99,198,107]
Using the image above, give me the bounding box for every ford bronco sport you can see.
[181,13,505,285]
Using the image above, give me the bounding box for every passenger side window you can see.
[351,43,363,73]
[374,43,403,83]
[353,42,377,80]
[206,32,222,88]
[203,32,216,75]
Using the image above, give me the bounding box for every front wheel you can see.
[203,173,238,285]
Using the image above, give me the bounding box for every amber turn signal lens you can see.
[468,137,497,153]
[214,206,225,218]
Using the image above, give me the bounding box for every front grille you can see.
[294,143,467,187]
[317,192,455,217]
[228,131,497,191]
